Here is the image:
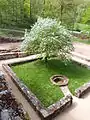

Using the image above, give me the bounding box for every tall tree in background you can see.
[80,2,90,25]
[0,0,88,29]
[40,0,77,29]
[0,0,32,28]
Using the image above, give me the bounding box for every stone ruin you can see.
[0,71,30,120]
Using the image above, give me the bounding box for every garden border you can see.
[73,60,90,98]
[3,59,72,120]
[72,56,90,98]
[75,82,90,98]
[0,52,27,60]
[0,36,23,43]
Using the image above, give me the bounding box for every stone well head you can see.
[50,75,69,86]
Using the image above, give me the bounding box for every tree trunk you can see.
[45,56,48,63]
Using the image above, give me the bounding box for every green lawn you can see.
[12,59,90,107]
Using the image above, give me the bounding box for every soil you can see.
[73,42,90,57]
[0,42,21,53]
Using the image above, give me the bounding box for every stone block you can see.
[0,71,5,80]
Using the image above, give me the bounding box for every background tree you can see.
[76,3,87,23]
[38,0,78,29]
[0,0,88,29]
[0,0,33,28]
[81,3,90,25]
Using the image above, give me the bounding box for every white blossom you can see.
[21,17,74,62]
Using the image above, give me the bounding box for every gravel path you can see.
[74,42,90,57]
[0,42,21,52]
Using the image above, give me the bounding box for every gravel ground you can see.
[73,42,90,57]
[0,42,21,53]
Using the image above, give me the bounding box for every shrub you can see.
[21,18,74,62]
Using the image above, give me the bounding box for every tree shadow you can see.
[34,59,90,79]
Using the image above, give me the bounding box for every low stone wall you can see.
[71,31,89,39]
[0,52,27,60]
[3,64,72,120]
[71,54,90,97]
[0,36,23,43]
[75,82,90,98]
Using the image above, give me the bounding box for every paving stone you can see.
[0,71,5,80]
[1,109,11,120]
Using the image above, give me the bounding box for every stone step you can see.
[0,52,26,60]
[71,56,90,68]
[71,52,90,62]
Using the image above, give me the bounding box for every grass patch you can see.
[12,59,90,107]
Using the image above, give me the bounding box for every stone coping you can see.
[71,56,90,68]
[0,36,23,43]
[75,82,90,98]
[0,52,27,60]
[3,63,72,120]
[71,52,90,62]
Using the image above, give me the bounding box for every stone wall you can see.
[75,82,90,98]
[0,52,27,60]
[0,36,23,43]
[3,64,72,120]
[71,31,89,39]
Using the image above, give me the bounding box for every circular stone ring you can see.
[50,75,69,86]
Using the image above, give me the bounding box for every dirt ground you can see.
[0,41,90,56]
[0,42,21,51]
[73,42,90,57]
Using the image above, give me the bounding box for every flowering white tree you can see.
[21,18,74,62]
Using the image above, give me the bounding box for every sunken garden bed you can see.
[3,57,73,120]
[3,56,90,119]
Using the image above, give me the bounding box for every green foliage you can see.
[0,0,34,28]
[30,0,44,17]
[0,0,88,29]
[76,3,87,23]
[81,4,90,25]
[21,18,74,62]
[74,23,90,32]
[31,0,85,29]
[41,0,77,29]
[24,0,30,16]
